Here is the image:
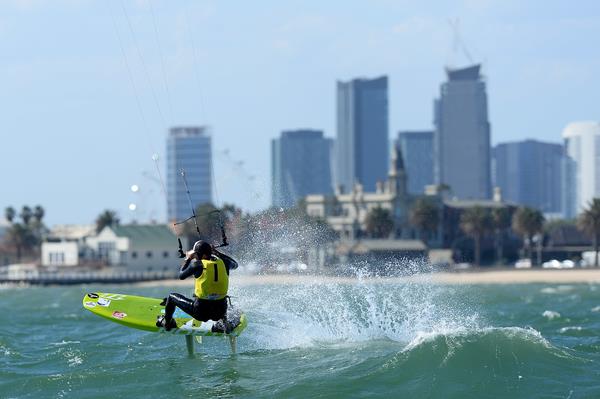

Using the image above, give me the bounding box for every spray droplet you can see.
[128,203,137,211]
[152,153,159,161]
[130,184,139,193]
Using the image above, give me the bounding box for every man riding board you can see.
[157,240,238,331]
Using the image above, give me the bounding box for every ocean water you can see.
[2,276,600,398]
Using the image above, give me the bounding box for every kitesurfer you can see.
[157,240,238,331]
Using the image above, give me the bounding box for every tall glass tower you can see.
[493,140,563,214]
[434,64,491,199]
[336,76,388,192]
[396,130,434,195]
[562,121,600,217]
[166,126,212,222]
[271,130,333,208]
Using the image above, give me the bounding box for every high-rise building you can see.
[396,130,434,195]
[166,126,212,222]
[271,129,333,208]
[562,121,600,217]
[336,76,389,192]
[493,140,563,214]
[434,64,491,199]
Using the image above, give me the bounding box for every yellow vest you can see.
[194,257,229,300]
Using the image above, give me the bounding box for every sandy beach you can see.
[134,268,600,287]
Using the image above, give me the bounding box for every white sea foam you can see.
[67,355,83,367]
[0,344,12,356]
[540,285,575,294]
[559,326,583,334]
[51,340,81,347]
[542,310,561,320]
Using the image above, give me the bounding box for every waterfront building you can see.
[493,139,563,214]
[562,121,600,217]
[306,144,416,240]
[41,224,96,267]
[434,64,491,200]
[86,224,181,270]
[166,126,212,222]
[396,130,434,195]
[271,129,333,208]
[336,76,389,192]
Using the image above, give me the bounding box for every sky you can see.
[1,0,599,227]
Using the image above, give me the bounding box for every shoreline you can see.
[133,268,600,287]
[4,268,600,288]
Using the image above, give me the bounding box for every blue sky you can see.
[1,0,599,226]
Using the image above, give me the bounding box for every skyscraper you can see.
[434,64,491,199]
[396,130,434,195]
[562,121,600,217]
[271,129,333,208]
[166,126,212,222]
[336,76,389,192]
[493,140,563,214]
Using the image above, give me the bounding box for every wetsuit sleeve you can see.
[214,250,238,272]
[179,259,203,280]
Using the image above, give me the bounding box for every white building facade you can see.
[562,121,600,217]
[86,224,183,271]
[41,242,79,267]
[306,145,415,240]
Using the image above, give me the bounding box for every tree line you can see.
[3,205,47,262]
[453,199,600,266]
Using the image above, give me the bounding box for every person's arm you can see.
[179,251,203,280]
[213,248,238,272]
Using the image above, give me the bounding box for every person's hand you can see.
[185,249,198,261]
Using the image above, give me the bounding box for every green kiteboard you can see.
[82,292,247,337]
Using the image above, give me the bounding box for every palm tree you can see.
[7,223,28,261]
[5,207,15,223]
[512,207,545,263]
[577,198,600,267]
[460,206,491,266]
[33,205,44,223]
[20,206,32,225]
[491,207,511,264]
[96,210,120,233]
[410,197,439,245]
[365,206,394,239]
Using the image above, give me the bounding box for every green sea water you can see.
[2,276,600,398]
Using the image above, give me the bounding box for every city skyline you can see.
[2,1,600,226]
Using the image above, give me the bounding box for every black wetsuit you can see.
[163,251,238,325]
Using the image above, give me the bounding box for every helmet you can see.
[193,240,212,257]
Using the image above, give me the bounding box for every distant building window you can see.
[146,251,153,258]
[131,252,138,259]
[98,242,116,260]
[48,252,65,265]
[163,251,169,258]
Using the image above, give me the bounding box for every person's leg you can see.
[163,293,195,330]
[192,298,227,322]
